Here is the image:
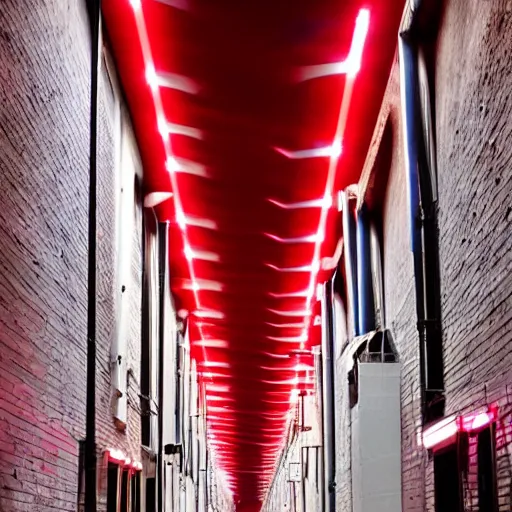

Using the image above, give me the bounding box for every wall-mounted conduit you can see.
[356,204,376,335]
[320,280,336,512]
[85,0,101,510]
[157,221,170,512]
[341,189,360,336]
[399,4,444,423]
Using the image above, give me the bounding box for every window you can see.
[434,446,462,512]
[107,462,120,512]
[146,477,156,512]
[131,471,141,512]
[120,468,129,512]
[477,426,498,512]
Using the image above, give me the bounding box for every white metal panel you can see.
[351,363,402,512]
[112,109,140,426]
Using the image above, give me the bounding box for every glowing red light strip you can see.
[422,406,498,450]
[130,1,215,376]
[106,449,143,470]
[302,8,370,346]
[130,1,199,306]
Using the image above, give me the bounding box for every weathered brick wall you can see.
[0,2,90,509]
[0,1,143,510]
[381,1,512,511]
[429,1,512,509]
[435,0,512,416]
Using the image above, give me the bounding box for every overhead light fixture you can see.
[166,156,181,173]
[145,65,198,94]
[260,378,299,385]
[205,384,231,393]
[267,196,332,209]
[181,279,223,292]
[266,263,314,272]
[177,214,218,230]
[206,396,235,402]
[265,233,321,244]
[268,309,311,317]
[346,8,370,77]
[175,209,187,230]
[145,64,158,89]
[295,8,370,81]
[160,121,203,140]
[184,245,220,262]
[165,156,209,178]
[268,289,309,298]
[266,334,307,343]
[295,363,313,372]
[192,309,225,320]
[198,361,231,369]
[274,143,342,160]
[194,339,229,349]
[265,321,305,328]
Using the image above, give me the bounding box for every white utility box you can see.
[351,361,402,512]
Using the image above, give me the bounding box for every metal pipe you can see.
[341,191,360,336]
[356,203,376,335]
[369,222,385,330]
[399,28,444,423]
[320,281,336,512]
[84,1,101,510]
[157,222,169,512]
[301,447,307,512]
[399,31,429,420]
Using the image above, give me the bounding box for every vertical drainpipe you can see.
[399,32,428,420]
[399,28,444,423]
[320,281,336,512]
[370,223,385,330]
[340,191,360,336]
[356,203,376,335]
[313,345,325,511]
[157,222,169,512]
[85,1,101,510]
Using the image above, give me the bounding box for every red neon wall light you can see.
[106,449,143,471]
[422,406,498,450]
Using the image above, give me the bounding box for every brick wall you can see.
[0,1,143,510]
[429,0,512,509]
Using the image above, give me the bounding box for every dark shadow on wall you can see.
[364,115,394,329]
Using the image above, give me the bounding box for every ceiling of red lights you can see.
[103,0,404,508]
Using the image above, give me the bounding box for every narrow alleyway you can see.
[0,1,511,511]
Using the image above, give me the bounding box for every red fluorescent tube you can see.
[422,406,498,450]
